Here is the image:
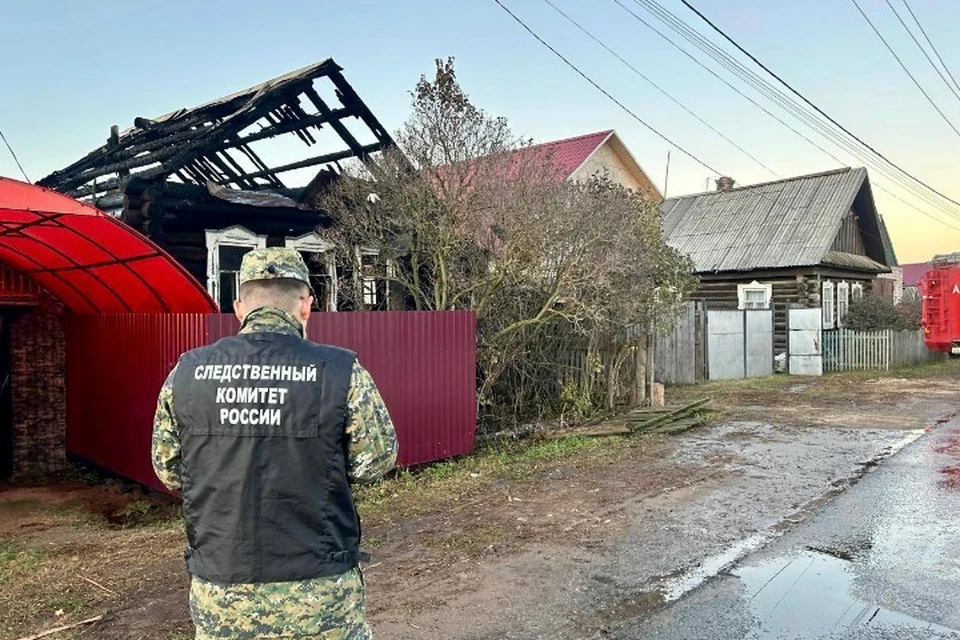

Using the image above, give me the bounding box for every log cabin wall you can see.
[692,269,875,354]
[693,271,810,354]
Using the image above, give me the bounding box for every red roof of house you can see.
[901,262,931,287]
[520,130,613,178]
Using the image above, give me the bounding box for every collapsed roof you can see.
[38,59,398,207]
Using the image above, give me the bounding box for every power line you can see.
[494,0,960,235]
[606,0,847,170]
[629,0,960,221]
[491,0,723,175]
[541,0,778,177]
[900,0,960,95]
[676,0,960,213]
[0,129,30,183]
[884,0,960,106]
[849,0,960,139]
[492,0,960,233]
[621,0,960,231]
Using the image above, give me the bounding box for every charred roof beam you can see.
[38,58,404,199]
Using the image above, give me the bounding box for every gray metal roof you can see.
[661,167,873,273]
[820,250,887,273]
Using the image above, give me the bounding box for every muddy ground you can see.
[2,363,959,640]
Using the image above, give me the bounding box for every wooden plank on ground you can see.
[629,398,712,433]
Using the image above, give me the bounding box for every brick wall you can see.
[8,294,67,480]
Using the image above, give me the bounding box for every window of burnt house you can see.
[298,251,336,312]
[205,226,267,311]
[331,249,390,311]
[284,232,337,312]
[359,250,389,310]
[218,245,251,310]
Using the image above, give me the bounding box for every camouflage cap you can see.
[239,247,312,291]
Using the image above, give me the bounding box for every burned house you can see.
[0,60,482,485]
[39,59,400,312]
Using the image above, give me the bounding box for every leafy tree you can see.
[319,58,695,427]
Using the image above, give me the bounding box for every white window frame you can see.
[852,282,864,300]
[837,281,850,327]
[285,232,338,312]
[355,246,392,310]
[822,281,836,329]
[737,281,772,310]
[205,226,267,311]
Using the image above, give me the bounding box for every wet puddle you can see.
[661,533,773,601]
[732,549,959,636]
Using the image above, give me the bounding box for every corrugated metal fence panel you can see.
[65,311,476,490]
[207,311,478,467]
[65,314,208,491]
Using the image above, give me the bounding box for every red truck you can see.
[920,253,960,355]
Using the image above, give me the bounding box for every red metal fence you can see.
[66,311,476,491]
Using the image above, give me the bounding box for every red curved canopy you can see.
[0,177,216,313]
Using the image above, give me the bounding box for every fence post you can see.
[884,330,890,371]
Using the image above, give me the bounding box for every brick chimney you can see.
[715,176,735,192]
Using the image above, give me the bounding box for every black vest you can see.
[172,331,359,584]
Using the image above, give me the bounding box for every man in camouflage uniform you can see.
[152,247,398,640]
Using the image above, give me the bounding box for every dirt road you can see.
[2,366,958,640]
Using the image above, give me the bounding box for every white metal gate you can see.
[788,308,823,376]
[706,309,774,380]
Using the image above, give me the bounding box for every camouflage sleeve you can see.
[151,362,183,492]
[345,361,398,484]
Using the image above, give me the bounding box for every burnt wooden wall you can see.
[121,179,328,288]
[118,178,404,312]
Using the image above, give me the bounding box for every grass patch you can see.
[354,431,633,526]
[521,436,611,461]
[0,538,51,585]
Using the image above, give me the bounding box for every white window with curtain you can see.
[737,281,773,310]
[837,282,850,327]
[205,226,267,311]
[822,281,836,329]
[852,282,864,300]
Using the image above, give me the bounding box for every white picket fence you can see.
[822,329,936,372]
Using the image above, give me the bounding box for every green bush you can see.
[842,295,921,331]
